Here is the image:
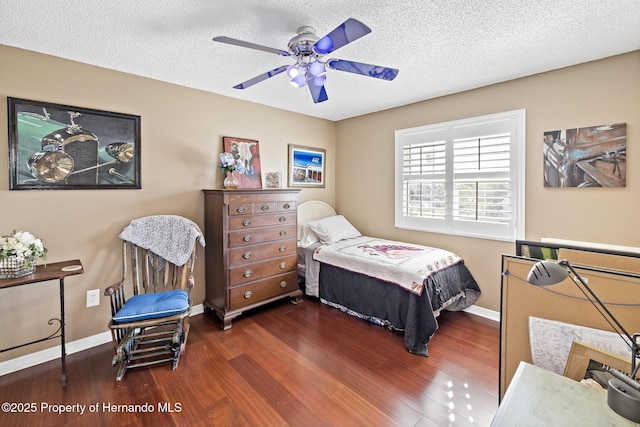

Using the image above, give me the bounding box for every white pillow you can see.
[307,215,361,244]
[297,223,320,247]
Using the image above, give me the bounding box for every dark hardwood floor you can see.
[0,297,499,427]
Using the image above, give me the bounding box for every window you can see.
[395,110,525,241]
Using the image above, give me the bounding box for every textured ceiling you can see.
[1,1,639,121]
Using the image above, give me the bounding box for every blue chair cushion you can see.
[113,290,189,322]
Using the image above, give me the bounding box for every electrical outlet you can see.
[86,289,100,308]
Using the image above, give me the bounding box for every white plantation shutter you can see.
[402,139,447,220]
[395,110,525,241]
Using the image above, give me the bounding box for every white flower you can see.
[0,230,47,263]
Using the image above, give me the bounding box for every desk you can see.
[0,260,84,386]
[492,361,639,426]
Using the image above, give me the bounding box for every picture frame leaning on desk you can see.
[565,340,632,382]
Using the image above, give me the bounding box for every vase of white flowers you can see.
[0,230,47,279]
[219,152,240,189]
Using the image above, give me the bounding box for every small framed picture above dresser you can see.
[288,144,326,188]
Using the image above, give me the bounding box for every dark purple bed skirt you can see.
[318,262,480,356]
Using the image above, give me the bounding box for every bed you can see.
[297,200,481,356]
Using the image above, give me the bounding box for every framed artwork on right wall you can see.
[542,123,626,188]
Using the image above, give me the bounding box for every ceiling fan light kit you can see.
[212,18,399,103]
[290,74,307,88]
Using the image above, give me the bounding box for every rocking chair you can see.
[104,215,205,381]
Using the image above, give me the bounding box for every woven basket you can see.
[0,256,36,279]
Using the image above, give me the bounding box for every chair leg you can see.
[172,354,181,371]
[180,320,190,354]
[112,328,137,366]
[109,319,191,381]
[115,362,129,381]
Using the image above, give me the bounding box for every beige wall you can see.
[335,51,640,312]
[0,45,335,361]
[1,43,638,363]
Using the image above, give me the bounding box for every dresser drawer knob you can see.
[243,270,252,278]
[244,291,253,299]
[279,262,286,269]
[261,205,269,211]
[279,230,286,236]
[279,246,286,252]
[243,220,251,226]
[283,203,291,209]
[279,216,286,222]
[237,207,246,213]
[243,252,252,259]
[243,235,252,242]
[280,281,287,288]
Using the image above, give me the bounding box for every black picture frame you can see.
[7,97,141,190]
[515,239,640,261]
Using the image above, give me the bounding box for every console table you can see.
[0,260,84,386]
[491,361,638,426]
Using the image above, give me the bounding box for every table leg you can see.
[59,277,66,387]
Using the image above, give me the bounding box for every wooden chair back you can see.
[123,241,195,296]
[106,241,196,323]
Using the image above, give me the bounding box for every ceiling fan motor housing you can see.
[288,26,321,58]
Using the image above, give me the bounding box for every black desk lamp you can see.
[527,259,640,422]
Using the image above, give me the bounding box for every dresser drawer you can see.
[228,201,276,216]
[228,212,296,230]
[227,195,297,216]
[228,224,296,247]
[228,239,296,266]
[277,200,296,212]
[229,254,297,286]
[229,271,298,310]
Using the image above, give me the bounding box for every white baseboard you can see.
[0,303,205,377]
[464,305,500,323]
[190,303,204,316]
[0,332,112,377]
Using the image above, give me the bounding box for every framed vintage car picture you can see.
[7,97,141,190]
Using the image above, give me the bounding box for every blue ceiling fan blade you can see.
[233,65,289,89]
[313,18,371,55]
[308,83,329,103]
[213,36,291,57]
[327,59,399,81]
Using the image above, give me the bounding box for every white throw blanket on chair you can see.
[119,215,206,266]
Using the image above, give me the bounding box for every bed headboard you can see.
[297,200,336,224]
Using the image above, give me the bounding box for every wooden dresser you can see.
[203,189,302,329]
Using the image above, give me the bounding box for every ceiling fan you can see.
[212,18,399,103]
